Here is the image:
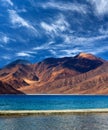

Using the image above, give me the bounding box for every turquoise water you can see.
[0,95,108,110]
[0,95,108,130]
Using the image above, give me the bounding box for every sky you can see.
[0,0,108,67]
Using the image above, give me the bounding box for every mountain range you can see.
[0,52,108,94]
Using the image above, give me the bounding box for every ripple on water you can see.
[0,113,108,130]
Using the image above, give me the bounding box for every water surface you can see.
[0,95,108,110]
[0,114,108,130]
[0,95,108,130]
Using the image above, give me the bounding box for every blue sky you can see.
[0,0,108,67]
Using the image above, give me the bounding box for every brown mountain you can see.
[0,52,108,94]
[0,81,24,94]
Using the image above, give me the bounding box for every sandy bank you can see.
[0,109,108,116]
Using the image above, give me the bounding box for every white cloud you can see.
[62,34,108,45]
[62,35,72,44]
[6,0,13,6]
[8,10,37,33]
[75,35,108,43]
[0,33,19,45]
[60,48,83,57]
[16,8,27,13]
[90,46,108,55]
[32,40,56,51]
[2,36,10,44]
[9,10,30,27]
[57,44,108,58]
[24,50,36,54]
[33,44,49,51]
[48,33,108,57]
[41,22,55,33]
[1,0,13,6]
[16,52,32,57]
[41,1,87,14]
[0,35,10,45]
[1,55,11,60]
[49,49,57,56]
[99,25,108,35]
[89,0,108,15]
[41,14,69,36]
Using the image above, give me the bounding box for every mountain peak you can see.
[5,59,31,68]
[76,52,99,60]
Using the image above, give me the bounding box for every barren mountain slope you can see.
[0,53,107,94]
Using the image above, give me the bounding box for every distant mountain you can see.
[5,59,31,68]
[0,52,108,94]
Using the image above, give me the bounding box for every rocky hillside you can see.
[0,52,108,94]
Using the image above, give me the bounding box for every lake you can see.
[0,95,108,130]
[0,95,108,110]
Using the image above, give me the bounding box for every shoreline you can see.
[1,109,108,116]
[0,94,108,96]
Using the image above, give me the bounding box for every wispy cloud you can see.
[6,0,13,6]
[1,0,13,6]
[41,22,55,34]
[1,55,11,60]
[47,33,108,57]
[49,49,57,56]
[73,35,108,44]
[41,1,87,14]
[59,48,83,57]
[62,34,108,45]
[88,0,108,16]
[0,33,18,46]
[2,36,10,44]
[9,10,31,28]
[16,8,27,13]
[41,14,70,37]
[0,36,10,44]
[33,44,50,51]
[57,44,108,58]
[16,52,32,57]
[32,30,108,58]
[89,45,108,55]
[99,25,108,35]
[8,10,37,33]
[32,40,57,53]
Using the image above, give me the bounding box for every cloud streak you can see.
[1,0,13,6]
[41,14,70,37]
[41,1,87,14]
[6,0,13,6]
[0,36,10,44]
[16,52,32,57]
[88,0,108,16]
[8,10,37,34]
[60,33,108,46]
[1,55,11,60]
[72,35,108,44]
[2,36,10,44]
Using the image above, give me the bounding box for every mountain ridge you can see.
[0,52,108,94]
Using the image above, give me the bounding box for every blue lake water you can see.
[0,95,108,130]
[0,95,108,110]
